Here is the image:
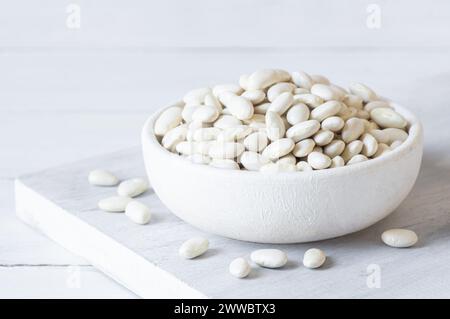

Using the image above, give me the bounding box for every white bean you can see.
[247,69,291,90]
[370,108,407,129]
[339,105,358,121]
[268,92,294,115]
[383,128,409,143]
[162,124,188,151]
[241,90,266,104]
[342,140,363,162]
[361,133,378,157]
[313,130,334,146]
[125,201,151,225]
[310,101,342,122]
[204,93,222,111]
[330,156,345,168]
[183,87,211,104]
[324,140,345,158]
[373,143,391,158]
[313,146,323,153]
[219,92,254,120]
[341,118,365,143]
[262,138,295,160]
[348,82,377,102]
[213,84,243,98]
[176,141,211,156]
[293,138,315,157]
[286,103,310,125]
[381,229,418,248]
[250,249,288,268]
[293,93,323,108]
[179,237,209,259]
[311,84,343,101]
[267,82,296,102]
[240,151,271,171]
[321,116,344,132]
[229,257,251,278]
[181,104,200,123]
[88,169,119,186]
[154,106,182,136]
[192,105,220,123]
[286,120,321,142]
[307,152,331,169]
[98,196,132,212]
[239,74,249,90]
[254,102,271,115]
[277,154,296,166]
[347,154,368,165]
[265,111,286,141]
[296,161,313,171]
[117,178,149,197]
[390,140,403,149]
[343,94,363,109]
[243,132,269,152]
[213,115,242,129]
[310,74,330,85]
[303,248,326,269]
[364,100,390,112]
[291,70,314,89]
[217,125,252,142]
[369,129,390,144]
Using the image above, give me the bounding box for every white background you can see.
[1,0,450,298]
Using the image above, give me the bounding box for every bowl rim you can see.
[142,102,423,180]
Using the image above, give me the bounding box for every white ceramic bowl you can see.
[142,103,423,243]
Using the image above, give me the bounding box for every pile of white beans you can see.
[154,69,410,172]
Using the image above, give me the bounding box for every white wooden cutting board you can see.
[15,147,450,298]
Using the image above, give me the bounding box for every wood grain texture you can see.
[1,46,450,297]
[0,266,135,299]
[2,0,450,48]
[15,146,450,298]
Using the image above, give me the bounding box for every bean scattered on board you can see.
[381,229,418,248]
[125,200,151,225]
[117,178,149,197]
[88,169,119,186]
[98,196,132,212]
[250,249,288,268]
[179,237,210,259]
[303,248,327,269]
[229,258,252,278]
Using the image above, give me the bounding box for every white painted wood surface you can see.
[2,0,450,48]
[1,9,450,295]
[14,142,450,298]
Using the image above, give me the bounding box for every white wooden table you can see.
[1,47,450,298]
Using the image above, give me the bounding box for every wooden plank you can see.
[1,0,450,48]
[0,180,89,265]
[15,147,450,298]
[1,48,449,112]
[0,266,135,299]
